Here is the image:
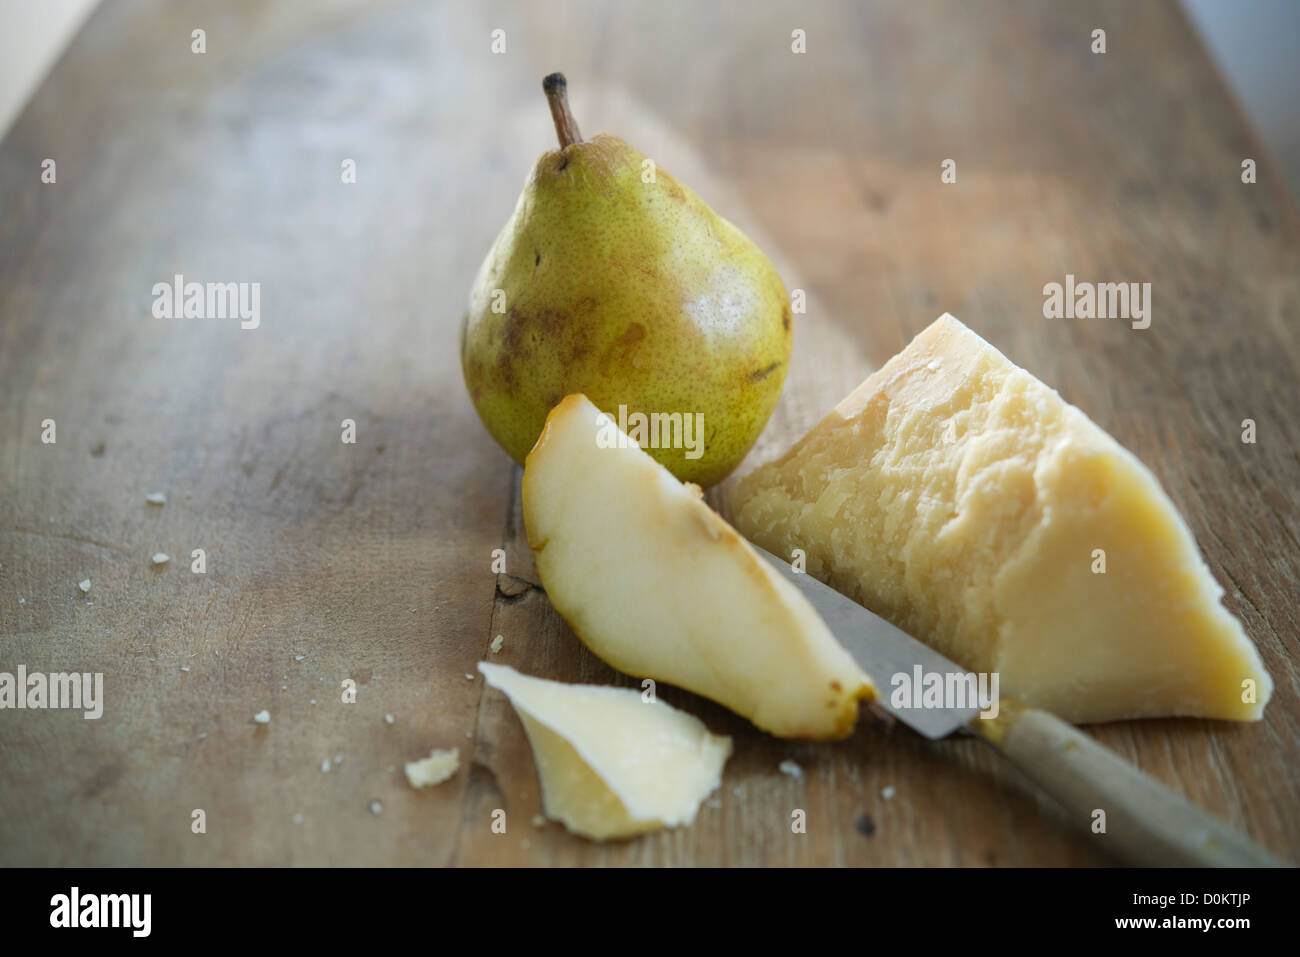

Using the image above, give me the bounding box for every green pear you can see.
[461,73,791,487]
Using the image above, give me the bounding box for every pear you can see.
[462,73,791,487]
[522,394,874,740]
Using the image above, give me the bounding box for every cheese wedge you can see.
[523,394,874,739]
[731,314,1272,723]
[478,663,731,841]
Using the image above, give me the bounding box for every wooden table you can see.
[1,0,1296,867]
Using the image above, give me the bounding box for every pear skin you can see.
[462,74,790,487]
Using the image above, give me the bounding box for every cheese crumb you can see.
[369,801,382,815]
[180,665,190,673]
[292,813,304,825]
[321,759,331,773]
[404,748,460,789]
[465,673,474,680]
[384,713,395,725]
[778,760,803,778]
[151,553,169,566]
[78,579,91,593]
[334,753,343,765]
[295,655,305,661]
[146,492,167,505]
[253,710,271,724]
[881,785,896,800]
[490,634,504,654]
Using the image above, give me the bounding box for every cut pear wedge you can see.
[522,394,875,739]
[478,663,731,841]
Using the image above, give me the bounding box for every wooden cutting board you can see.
[1,0,1296,866]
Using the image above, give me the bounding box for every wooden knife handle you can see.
[971,702,1286,867]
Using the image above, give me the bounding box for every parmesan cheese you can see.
[404,748,460,788]
[732,314,1273,723]
[479,662,731,841]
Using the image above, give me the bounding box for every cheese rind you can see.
[522,394,874,739]
[731,314,1272,723]
[479,662,731,841]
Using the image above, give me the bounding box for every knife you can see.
[754,546,1285,867]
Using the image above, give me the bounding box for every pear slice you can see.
[732,314,1274,723]
[478,663,731,841]
[522,394,874,739]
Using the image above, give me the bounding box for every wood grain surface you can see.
[1,0,1296,867]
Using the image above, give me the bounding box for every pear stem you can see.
[543,73,583,149]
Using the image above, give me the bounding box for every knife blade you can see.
[754,545,980,739]
[752,543,1284,867]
